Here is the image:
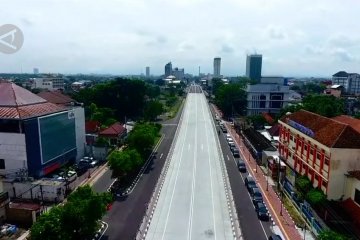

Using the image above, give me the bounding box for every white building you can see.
[0,81,84,178]
[213,57,221,77]
[30,77,65,90]
[246,82,290,116]
[332,71,360,95]
[279,111,360,200]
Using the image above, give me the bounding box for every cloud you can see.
[146,35,167,46]
[328,34,359,48]
[177,41,195,52]
[266,25,287,40]
[221,43,234,53]
[331,48,355,62]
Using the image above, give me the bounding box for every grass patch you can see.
[167,98,184,119]
[283,196,305,227]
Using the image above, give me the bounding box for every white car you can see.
[226,137,233,142]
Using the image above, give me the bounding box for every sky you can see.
[1,0,360,77]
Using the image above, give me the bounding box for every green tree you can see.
[295,175,312,200]
[108,149,143,177]
[302,95,345,117]
[277,95,345,119]
[306,188,326,206]
[30,186,112,240]
[211,78,224,95]
[127,123,160,157]
[317,230,350,240]
[215,83,247,117]
[144,100,164,121]
[246,114,267,129]
[30,206,67,240]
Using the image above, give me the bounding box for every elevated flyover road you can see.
[145,85,236,240]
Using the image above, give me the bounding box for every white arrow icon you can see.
[0,29,18,50]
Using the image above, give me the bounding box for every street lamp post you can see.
[266,163,269,191]
[280,191,283,216]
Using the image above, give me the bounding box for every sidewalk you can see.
[212,105,302,240]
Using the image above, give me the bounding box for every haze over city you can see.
[1,0,360,76]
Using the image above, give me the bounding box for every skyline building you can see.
[246,54,262,82]
[165,62,172,77]
[146,66,150,77]
[33,68,39,74]
[213,57,221,77]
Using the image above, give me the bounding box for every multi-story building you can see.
[246,54,262,82]
[146,66,150,78]
[165,62,172,77]
[0,81,85,178]
[332,71,360,95]
[213,57,221,77]
[33,68,39,75]
[172,67,184,80]
[278,110,360,200]
[246,77,290,116]
[29,76,65,90]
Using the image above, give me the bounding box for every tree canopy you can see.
[30,185,112,240]
[215,83,247,117]
[73,78,149,120]
[317,230,350,240]
[127,122,161,157]
[108,148,143,177]
[277,94,345,119]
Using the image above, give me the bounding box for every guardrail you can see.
[208,96,243,239]
[135,98,187,240]
[282,179,327,236]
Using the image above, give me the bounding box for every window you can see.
[304,145,308,151]
[290,135,293,141]
[315,174,319,181]
[355,189,360,205]
[322,181,328,188]
[325,158,330,166]
[0,159,5,169]
[317,153,321,160]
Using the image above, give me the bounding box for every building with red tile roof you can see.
[99,122,127,145]
[0,81,85,178]
[278,110,360,200]
[0,81,65,119]
[332,115,360,134]
[37,90,75,106]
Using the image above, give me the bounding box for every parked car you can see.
[237,159,246,172]
[226,137,233,143]
[251,188,264,205]
[232,147,240,157]
[268,234,282,240]
[81,157,98,168]
[221,127,227,133]
[254,201,269,221]
[245,175,257,191]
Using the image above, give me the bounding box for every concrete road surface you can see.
[146,86,233,240]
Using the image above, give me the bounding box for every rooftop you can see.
[37,90,74,105]
[280,110,360,148]
[332,115,360,134]
[333,71,349,77]
[99,122,126,137]
[0,81,65,119]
